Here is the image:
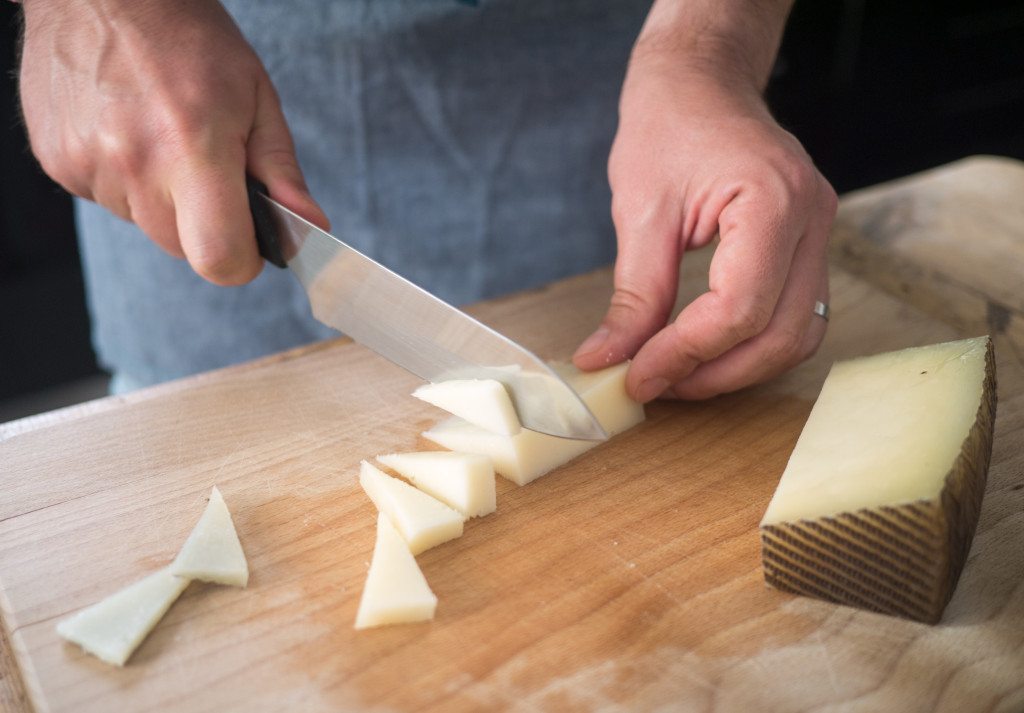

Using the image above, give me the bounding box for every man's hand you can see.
[19,0,328,285]
[573,0,837,402]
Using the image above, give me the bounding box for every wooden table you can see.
[2,157,1022,712]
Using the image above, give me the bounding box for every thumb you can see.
[573,196,682,371]
[247,77,330,231]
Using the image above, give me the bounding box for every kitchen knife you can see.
[246,179,607,441]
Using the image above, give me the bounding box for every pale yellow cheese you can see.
[413,379,521,435]
[358,460,464,554]
[56,567,190,666]
[761,336,990,525]
[170,486,249,587]
[758,336,996,623]
[422,362,644,485]
[377,452,497,518]
[354,513,438,629]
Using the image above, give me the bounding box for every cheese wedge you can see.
[355,513,438,629]
[422,362,644,485]
[170,486,249,587]
[413,379,521,435]
[56,566,190,666]
[377,452,497,519]
[760,336,997,623]
[359,461,464,555]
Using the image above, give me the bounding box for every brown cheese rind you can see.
[760,337,996,623]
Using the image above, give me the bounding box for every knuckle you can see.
[755,154,819,217]
[609,260,675,330]
[610,191,660,238]
[35,151,72,189]
[32,135,85,192]
[155,104,214,151]
[820,181,839,219]
[723,297,772,339]
[667,334,703,369]
[608,285,666,328]
[189,240,258,286]
[256,146,300,176]
[801,334,824,362]
[609,192,635,232]
[764,326,806,366]
[783,157,817,194]
[609,286,647,315]
[96,127,145,176]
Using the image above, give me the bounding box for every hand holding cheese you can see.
[760,336,996,623]
[571,0,836,403]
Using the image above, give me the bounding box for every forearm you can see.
[633,0,794,94]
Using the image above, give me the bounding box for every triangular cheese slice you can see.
[56,566,190,666]
[354,513,438,629]
[170,486,248,587]
[413,379,521,435]
[358,461,463,554]
[422,362,644,485]
[377,452,496,518]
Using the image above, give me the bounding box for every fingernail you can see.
[635,377,669,403]
[574,327,610,360]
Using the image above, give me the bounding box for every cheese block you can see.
[422,362,645,485]
[56,567,190,666]
[377,452,497,518]
[355,513,438,629]
[760,336,997,623]
[413,379,521,435]
[170,486,249,587]
[358,460,464,555]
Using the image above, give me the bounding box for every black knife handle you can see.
[246,175,287,268]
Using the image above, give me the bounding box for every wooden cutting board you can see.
[2,157,1023,713]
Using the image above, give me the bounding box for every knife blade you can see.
[246,180,607,441]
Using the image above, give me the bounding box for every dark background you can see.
[1,1,1023,406]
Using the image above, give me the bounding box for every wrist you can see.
[632,0,793,96]
[619,47,774,129]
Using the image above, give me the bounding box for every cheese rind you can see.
[170,486,249,587]
[359,460,464,555]
[354,513,438,629]
[56,566,190,666]
[413,379,521,435]
[377,452,497,518]
[759,336,997,623]
[422,362,644,485]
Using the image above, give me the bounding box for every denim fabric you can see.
[76,0,650,391]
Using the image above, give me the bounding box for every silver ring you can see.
[813,301,830,322]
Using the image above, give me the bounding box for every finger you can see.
[572,190,682,371]
[171,145,263,286]
[247,78,330,230]
[128,186,186,259]
[625,188,806,402]
[667,221,830,399]
[89,177,132,224]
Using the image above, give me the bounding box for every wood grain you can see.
[831,155,1024,362]
[0,623,29,713]
[1,158,1023,712]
